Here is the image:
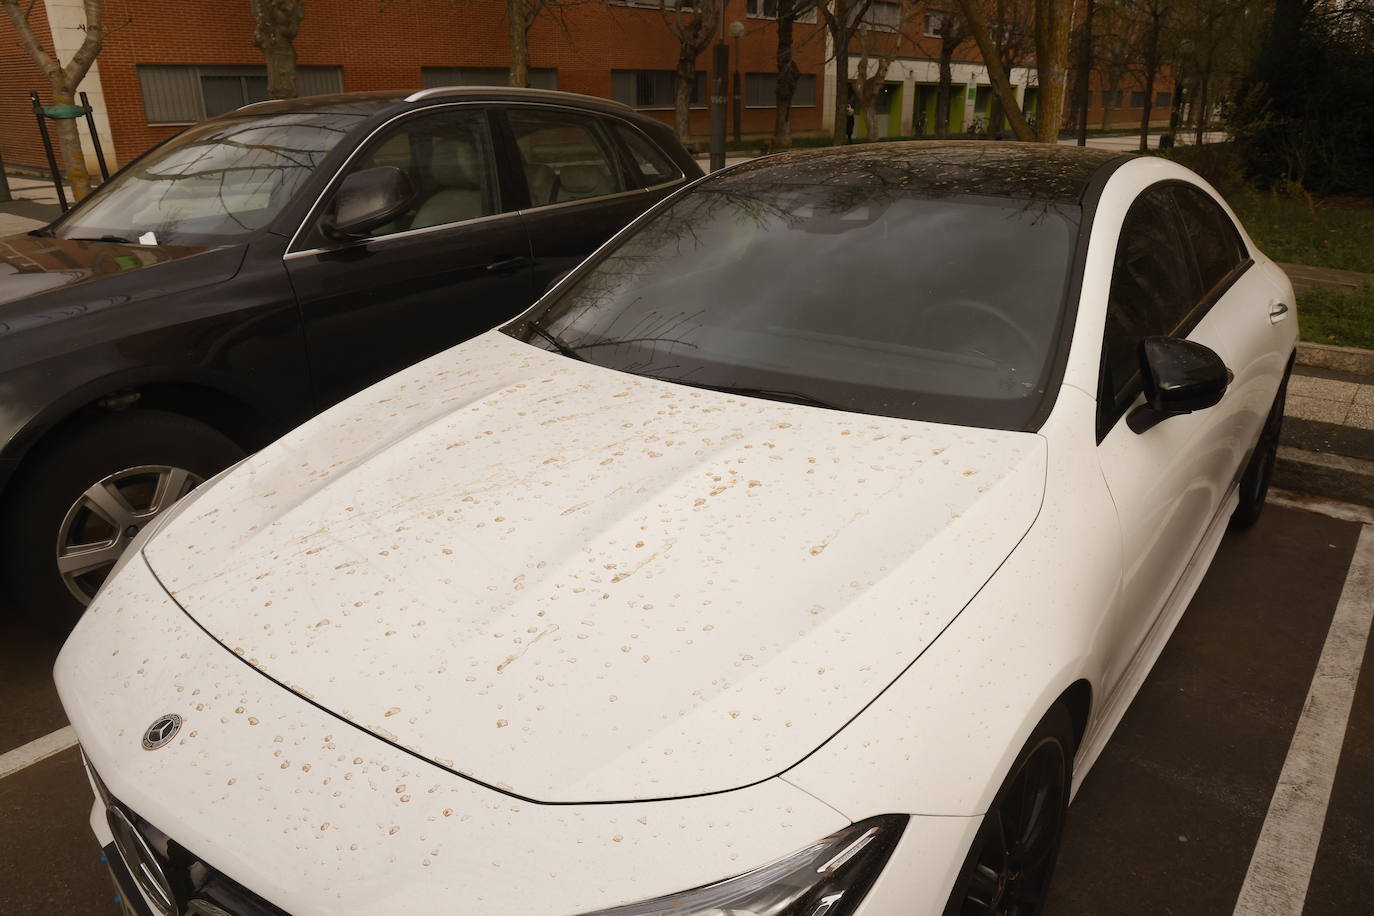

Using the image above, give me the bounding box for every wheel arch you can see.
[0,370,284,496]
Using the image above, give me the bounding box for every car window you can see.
[612,122,680,186]
[508,109,627,206]
[1172,185,1247,296]
[1100,186,1199,426]
[343,108,500,237]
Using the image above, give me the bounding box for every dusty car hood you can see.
[143,331,1046,803]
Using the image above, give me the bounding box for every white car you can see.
[56,142,1296,916]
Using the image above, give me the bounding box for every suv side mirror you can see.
[1128,337,1230,434]
[321,166,416,241]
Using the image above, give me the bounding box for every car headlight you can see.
[579,815,906,916]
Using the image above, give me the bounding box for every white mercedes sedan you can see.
[56,141,1296,916]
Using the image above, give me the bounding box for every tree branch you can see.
[957,0,1035,139]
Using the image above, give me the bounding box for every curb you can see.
[1296,342,1374,376]
[1274,446,1374,509]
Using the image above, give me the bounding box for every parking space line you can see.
[1233,523,1374,916]
[0,725,77,781]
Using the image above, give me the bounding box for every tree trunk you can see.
[250,0,304,100]
[1137,12,1160,151]
[832,43,851,145]
[508,0,530,87]
[675,50,695,143]
[1033,0,1072,142]
[4,0,103,199]
[863,93,879,140]
[955,0,1035,141]
[773,0,799,147]
[1074,0,1094,145]
[935,52,953,138]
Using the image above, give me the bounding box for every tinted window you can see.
[1172,185,1246,295]
[1101,187,1197,417]
[613,122,680,185]
[342,108,500,237]
[509,179,1079,431]
[509,109,626,206]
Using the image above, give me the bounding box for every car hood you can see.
[143,331,1046,803]
[0,233,233,314]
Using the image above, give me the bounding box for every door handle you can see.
[486,255,530,274]
[1269,301,1290,324]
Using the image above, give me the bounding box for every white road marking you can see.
[1233,523,1374,916]
[1269,489,1374,526]
[0,725,78,780]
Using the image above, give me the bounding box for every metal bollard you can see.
[29,91,69,212]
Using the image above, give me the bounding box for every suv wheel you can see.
[1,410,244,634]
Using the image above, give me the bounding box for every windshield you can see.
[508,176,1079,431]
[48,112,354,246]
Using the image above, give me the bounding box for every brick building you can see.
[2,0,1170,175]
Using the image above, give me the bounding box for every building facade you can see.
[2,0,1171,175]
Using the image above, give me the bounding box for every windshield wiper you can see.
[67,235,133,243]
[526,320,587,362]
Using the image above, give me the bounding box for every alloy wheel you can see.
[55,464,202,604]
[959,738,1068,915]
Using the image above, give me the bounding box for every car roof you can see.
[718,140,1130,204]
[233,86,639,121]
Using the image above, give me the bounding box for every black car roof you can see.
[232,86,640,121]
[717,141,1130,203]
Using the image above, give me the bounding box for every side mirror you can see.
[1128,337,1230,434]
[321,166,416,241]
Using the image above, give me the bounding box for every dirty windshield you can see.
[510,166,1080,431]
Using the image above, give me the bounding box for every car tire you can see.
[942,703,1075,916]
[0,410,244,635]
[1230,362,1292,531]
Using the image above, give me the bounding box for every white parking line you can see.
[0,725,77,780]
[1233,523,1374,916]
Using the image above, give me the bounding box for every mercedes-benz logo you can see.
[141,713,182,750]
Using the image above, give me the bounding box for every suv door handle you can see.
[1269,301,1290,324]
[486,255,531,274]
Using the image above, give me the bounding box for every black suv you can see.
[0,87,702,631]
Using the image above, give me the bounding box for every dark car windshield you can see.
[508,174,1080,431]
[47,112,354,246]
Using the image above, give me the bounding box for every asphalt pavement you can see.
[1,493,1371,915]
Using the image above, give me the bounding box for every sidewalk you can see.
[1,175,66,235]
[1278,344,1374,507]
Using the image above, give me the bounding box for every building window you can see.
[924,11,949,36]
[611,70,707,109]
[745,72,817,108]
[1099,89,1123,108]
[746,0,817,22]
[1129,91,1146,108]
[138,65,344,124]
[1155,91,1171,109]
[862,0,902,30]
[421,67,558,90]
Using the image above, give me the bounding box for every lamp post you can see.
[709,11,729,171]
[729,20,746,144]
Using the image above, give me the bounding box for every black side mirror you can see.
[321,166,416,241]
[1128,337,1230,434]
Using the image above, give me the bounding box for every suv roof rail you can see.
[403,85,635,113]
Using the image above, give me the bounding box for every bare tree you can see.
[928,6,971,136]
[250,0,304,99]
[660,0,725,142]
[1032,0,1074,141]
[1091,5,1136,130]
[772,0,819,147]
[817,0,879,145]
[956,0,1036,139]
[1116,0,1173,150]
[850,0,916,138]
[979,0,1035,137]
[2,0,104,199]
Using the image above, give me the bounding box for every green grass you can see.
[1226,192,1374,274]
[1298,284,1374,350]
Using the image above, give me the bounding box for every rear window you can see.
[509,178,1079,431]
